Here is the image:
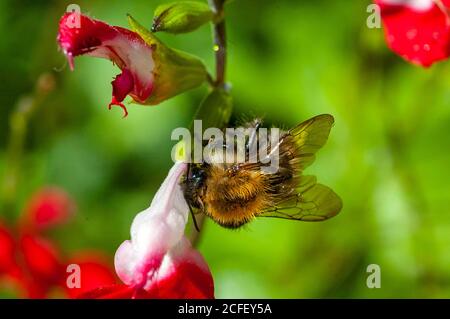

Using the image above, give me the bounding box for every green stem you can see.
[1,73,55,219]
[189,0,228,247]
[209,0,227,87]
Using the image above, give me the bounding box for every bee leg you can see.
[186,162,191,179]
[189,203,200,232]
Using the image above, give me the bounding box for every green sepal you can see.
[193,86,233,130]
[128,14,208,105]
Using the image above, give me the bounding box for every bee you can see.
[181,114,342,229]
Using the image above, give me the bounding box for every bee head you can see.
[181,163,208,209]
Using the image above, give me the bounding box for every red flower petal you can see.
[0,223,48,298]
[142,238,214,299]
[376,0,450,67]
[57,13,154,114]
[20,234,63,286]
[22,188,75,232]
[81,241,215,299]
[0,223,16,274]
[151,259,214,299]
[78,284,151,299]
[82,257,214,299]
[64,254,117,298]
[108,69,135,117]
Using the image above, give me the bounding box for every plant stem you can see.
[209,0,227,87]
[189,0,228,247]
[1,73,55,219]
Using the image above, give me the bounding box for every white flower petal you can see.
[114,162,188,288]
[380,0,434,11]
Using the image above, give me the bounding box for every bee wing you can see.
[259,175,342,221]
[278,114,335,172]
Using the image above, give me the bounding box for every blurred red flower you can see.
[64,254,117,298]
[376,0,450,67]
[0,187,116,298]
[21,188,75,231]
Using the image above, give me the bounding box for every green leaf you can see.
[152,1,214,34]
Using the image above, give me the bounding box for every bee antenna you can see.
[189,203,200,232]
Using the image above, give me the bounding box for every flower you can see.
[0,188,116,298]
[21,187,76,231]
[57,12,207,117]
[80,162,214,299]
[19,234,63,290]
[376,0,450,67]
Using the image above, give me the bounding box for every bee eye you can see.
[190,168,206,187]
[192,170,203,180]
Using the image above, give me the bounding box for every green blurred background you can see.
[1,0,450,298]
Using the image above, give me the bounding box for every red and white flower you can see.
[376,0,450,67]
[81,162,214,299]
[57,13,207,117]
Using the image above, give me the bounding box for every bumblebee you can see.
[181,114,342,229]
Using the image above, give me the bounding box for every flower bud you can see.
[152,1,214,34]
[194,87,233,129]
